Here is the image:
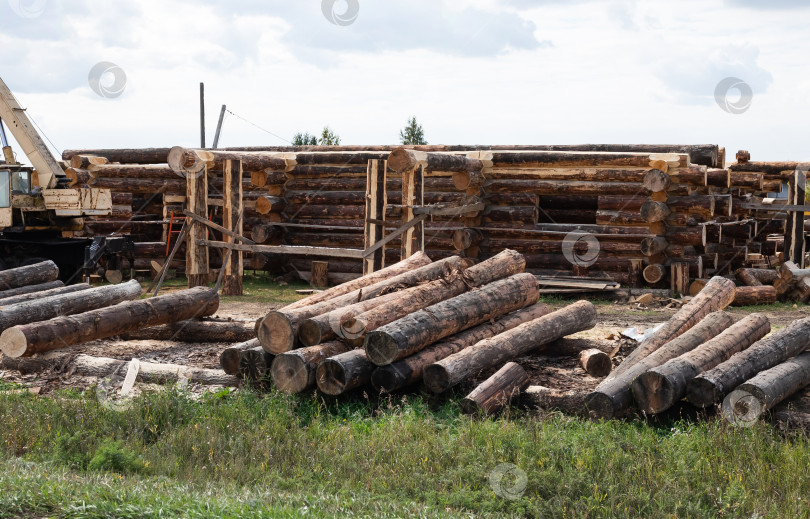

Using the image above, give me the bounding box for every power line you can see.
[225,109,291,145]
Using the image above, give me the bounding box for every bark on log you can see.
[0,261,59,290]
[370,304,551,393]
[341,249,525,340]
[461,362,530,415]
[747,268,779,285]
[731,286,777,306]
[452,229,484,250]
[0,280,64,301]
[725,353,810,424]
[280,251,431,311]
[0,279,142,333]
[315,348,374,395]
[63,148,171,164]
[364,273,541,367]
[259,254,453,354]
[387,149,483,173]
[271,340,353,394]
[521,386,587,415]
[610,276,736,378]
[255,196,287,215]
[686,315,810,408]
[310,261,329,289]
[585,311,734,419]
[0,282,87,307]
[168,147,289,174]
[423,300,596,393]
[735,268,763,287]
[580,349,612,378]
[88,164,178,179]
[487,151,688,169]
[631,313,769,414]
[220,338,261,376]
[120,320,255,343]
[0,287,219,358]
[70,155,108,169]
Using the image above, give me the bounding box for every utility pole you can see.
[212,105,226,149]
[199,82,206,148]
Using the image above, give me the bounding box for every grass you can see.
[3,279,809,517]
[1,386,810,518]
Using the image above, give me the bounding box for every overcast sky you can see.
[1,0,809,162]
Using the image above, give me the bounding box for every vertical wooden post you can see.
[785,168,806,268]
[186,166,209,288]
[671,262,690,296]
[364,159,388,274]
[222,159,243,295]
[310,261,329,288]
[400,164,425,260]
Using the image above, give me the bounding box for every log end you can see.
[340,317,367,341]
[238,348,269,381]
[632,370,677,415]
[452,170,471,191]
[0,327,28,358]
[297,320,323,348]
[271,354,310,394]
[583,391,617,420]
[364,331,399,366]
[258,312,296,354]
[315,359,347,396]
[423,363,451,394]
[685,377,720,408]
[219,349,242,376]
[370,364,409,393]
[387,148,416,173]
[580,349,612,378]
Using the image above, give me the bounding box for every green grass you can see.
[1,387,809,518]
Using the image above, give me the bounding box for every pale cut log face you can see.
[316,360,346,396]
[271,355,309,394]
[0,327,27,358]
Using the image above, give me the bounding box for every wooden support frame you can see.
[221,159,243,295]
[400,164,425,260]
[785,168,806,267]
[186,166,209,287]
[363,159,387,274]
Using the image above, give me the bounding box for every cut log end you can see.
[584,391,618,420]
[258,312,295,354]
[0,327,28,358]
[239,348,269,381]
[297,320,323,347]
[632,370,678,415]
[316,359,348,395]
[370,365,408,393]
[270,354,310,394]
[685,377,719,408]
[579,349,612,378]
[364,331,400,366]
[423,364,451,394]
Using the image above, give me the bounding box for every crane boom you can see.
[0,76,61,188]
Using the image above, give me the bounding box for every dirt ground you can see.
[1,296,808,398]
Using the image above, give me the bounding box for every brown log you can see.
[640,201,671,223]
[89,177,186,195]
[579,349,612,377]
[249,169,288,187]
[258,254,454,354]
[271,340,353,394]
[220,338,261,376]
[462,362,530,415]
[667,195,715,217]
[706,168,730,188]
[309,261,329,289]
[120,319,255,343]
[642,169,670,192]
[251,224,282,244]
[643,264,666,284]
[0,280,66,304]
[453,169,486,190]
[63,148,171,164]
[65,168,91,187]
[0,260,59,291]
[631,313,770,414]
[610,276,736,378]
[238,346,272,382]
[364,273,540,367]
[87,164,178,179]
[487,151,688,169]
[729,161,806,174]
[725,353,810,424]
[423,300,596,393]
[342,249,525,341]
[585,311,735,419]
[671,262,690,296]
[255,196,287,215]
[370,304,551,393]
[280,251,430,311]
[315,348,374,395]
[0,287,219,358]
[640,237,668,256]
[735,268,763,287]
[0,283,90,307]
[688,279,709,296]
[69,155,108,169]
[731,286,777,306]
[387,149,483,173]
[780,260,810,283]
[485,179,683,197]
[0,279,142,333]
[666,226,707,247]
[686,315,810,408]
[452,229,483,250]
[168,147,289,174]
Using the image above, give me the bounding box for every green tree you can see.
[399,117,426,145]
[318,126,341,146]
[292,132,317,146]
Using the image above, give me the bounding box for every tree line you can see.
[292,116,426,146]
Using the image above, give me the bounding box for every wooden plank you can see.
[198,240,365,259]
[182,209,254,244]
[785,169,806,267]
[363,159,387,274]
[221,159,243,295]
[186,165,209,287]
[362,214,427,259]
[400,164,425,259]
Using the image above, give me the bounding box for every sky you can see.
[1,0,809,162]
